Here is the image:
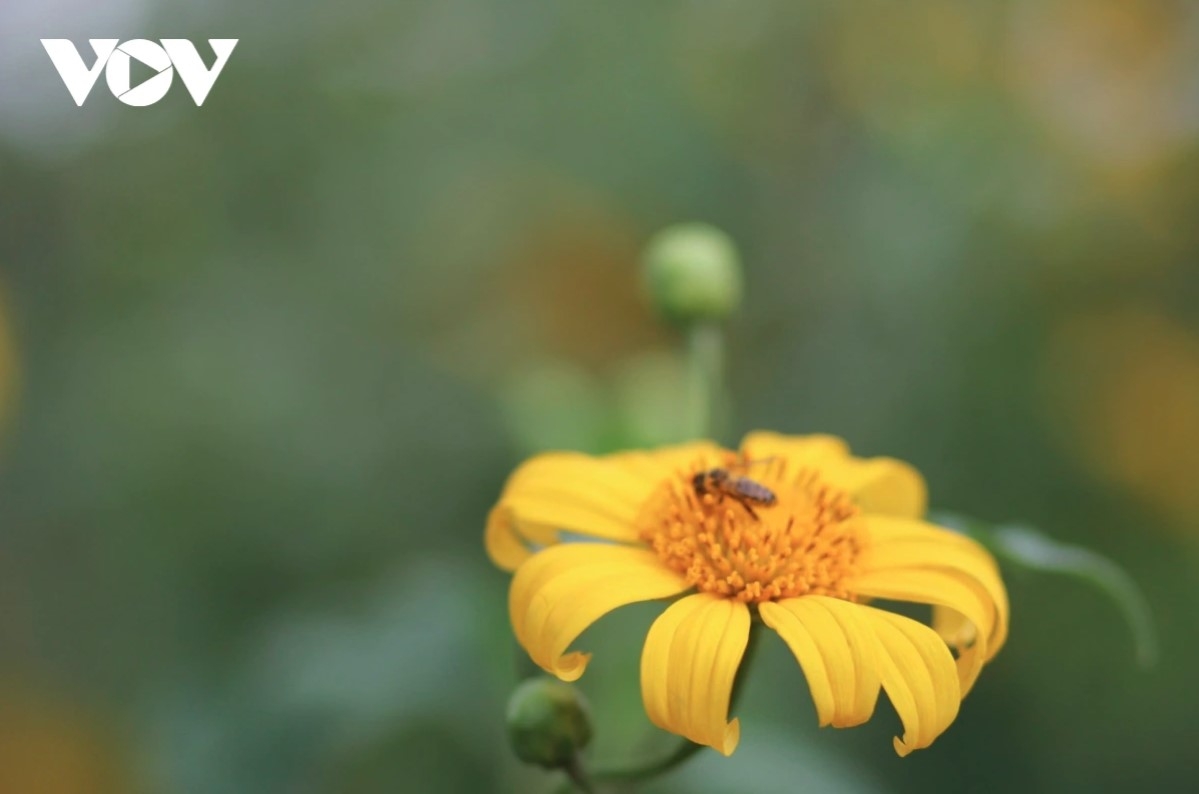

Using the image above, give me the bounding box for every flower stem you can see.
[686,322,725,442]
[563,752,596,794]
[584,621,764,789]
[591,738,704,786]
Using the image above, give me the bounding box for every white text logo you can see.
[41,39,238,107]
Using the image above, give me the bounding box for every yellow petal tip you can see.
[716,718,741,756]
[551,652,591,682]
[485,504,530,572]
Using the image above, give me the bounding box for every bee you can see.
[691,460,777,519]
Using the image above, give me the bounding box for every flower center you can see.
[636,457,864,603]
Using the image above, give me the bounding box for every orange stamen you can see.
[636,458,864,603]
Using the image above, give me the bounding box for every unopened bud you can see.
[642,222,743,324]
[505,677,593,768]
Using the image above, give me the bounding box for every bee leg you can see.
[743,502,759,521]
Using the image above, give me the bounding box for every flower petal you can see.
[605,442,727,482]
[640,593,750,755]
[759,596,882,728]
[858,607,961,756]
[832,458,927,518]
[738,432,927,518]
[486,443,723,571]
[485,504,548,571]
[848,567,995,696]
[739,432,850,468]
[509,543,689,681]
[864,515,985,550]
[765,597,960,755]
[862,516,1010,675]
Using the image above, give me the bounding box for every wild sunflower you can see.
[487,432,1008,757]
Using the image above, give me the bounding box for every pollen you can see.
[636,458,864,603]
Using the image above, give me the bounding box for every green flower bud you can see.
[642,222,743,324]
[505,677,593,769]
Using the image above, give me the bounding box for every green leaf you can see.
[931,513,1159,669]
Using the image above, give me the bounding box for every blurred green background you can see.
[2,1,1198,792]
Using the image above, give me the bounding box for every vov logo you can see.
[41,39,238,107]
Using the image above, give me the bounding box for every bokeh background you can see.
[3,1,1199,792]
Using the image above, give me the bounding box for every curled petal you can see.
[933,605,977,648]
[509,544,688,681]
[863,516,1010,671]
[640,594,750,755]
[764,597,961,755]
[486,504,551,571]
[486,443,722,571]
[861,607,961,756]
[849,567,995,696]
[759,596,882,728]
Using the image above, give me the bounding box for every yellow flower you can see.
[487,432,1008,757]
